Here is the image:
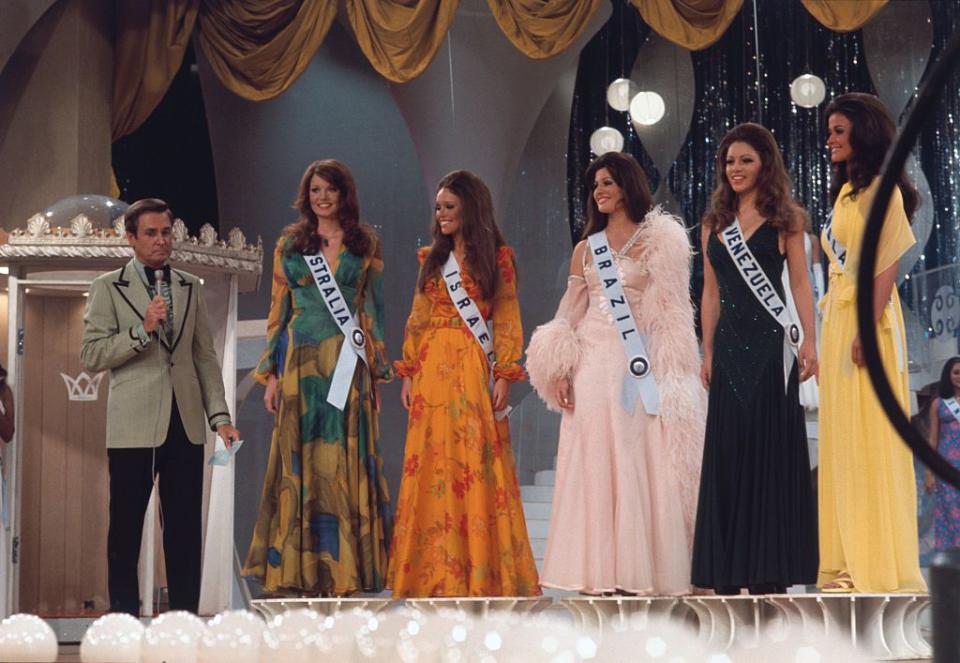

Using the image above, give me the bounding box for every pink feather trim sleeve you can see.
[526,276,589,412]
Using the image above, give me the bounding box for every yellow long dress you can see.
[388,246,540,597]
[818,178,926,593]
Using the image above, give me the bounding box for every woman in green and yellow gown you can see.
[818,94,925,593]
[244,160,393,595]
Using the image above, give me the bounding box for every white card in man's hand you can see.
[209,438,244,466]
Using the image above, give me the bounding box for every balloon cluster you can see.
[0,607,876,662]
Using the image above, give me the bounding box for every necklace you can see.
[318,228,341,248]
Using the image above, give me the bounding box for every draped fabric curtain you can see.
[112,0,199,141]
[195,0,338,102]
[630,0,743,51]
[346,0,459,83]
[488,0,606,60]
[801,0,889,32]
[113,0,894,139]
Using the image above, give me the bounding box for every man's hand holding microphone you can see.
[144,269,168,336]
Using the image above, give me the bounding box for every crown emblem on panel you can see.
[61,371,105,402]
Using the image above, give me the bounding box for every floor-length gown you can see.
[243,236,393,595]
[388,245,540,597]
[818,179,925,592]
[933,398,960,552]
[692,223,818,591]
[527,211,705,595]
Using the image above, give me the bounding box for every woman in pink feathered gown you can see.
[526,152,705,594]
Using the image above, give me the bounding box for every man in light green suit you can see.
[80,198,240,615]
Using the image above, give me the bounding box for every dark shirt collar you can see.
[133,258,171,287]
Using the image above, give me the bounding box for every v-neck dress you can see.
[243,234,394,595]
[691,222,818,591]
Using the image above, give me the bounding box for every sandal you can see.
[821,572,855,593]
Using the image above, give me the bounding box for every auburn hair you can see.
[703,122,806,233]
[284,159,374,256]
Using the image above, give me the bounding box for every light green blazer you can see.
[80,259,231,448]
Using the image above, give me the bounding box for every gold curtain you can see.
[345,0,459,83]
[112,0,199,140]
[113,0,897,141]
[630,0,744,51]
[801,0,888,32]
[195,0,338,101]
[487,0,606,60]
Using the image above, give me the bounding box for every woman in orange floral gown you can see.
[388,170,540,597]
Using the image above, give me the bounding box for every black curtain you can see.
[566,0,960,283]
[112,43,220,235]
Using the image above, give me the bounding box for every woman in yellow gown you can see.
[388,170,540,597]
[818,93,925,593]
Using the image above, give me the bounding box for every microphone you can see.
[153,269,167,335]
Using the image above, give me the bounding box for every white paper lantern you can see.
[790,74,827,108]
[589,127,624,155]
[262,609,323,663]
[606,78,638,112]
[142,611,207,663]
[0,614,58,663]
[80,613,144,663]
[629,91,666,126]
[200,610,264,663]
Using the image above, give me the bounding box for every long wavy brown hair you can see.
[284,159,374,256]
[418,170,508,300]
[703,122,805,233]
[581,152,653,238]
[824,93,919,221]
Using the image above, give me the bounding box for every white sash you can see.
[441,254,510,420]
[720,219,800,391]
[822,210,905,372]
[587,230,659,416]
[944,397,960,426]
[823,210,847,269]
[304,253,369,411]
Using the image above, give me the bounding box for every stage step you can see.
[534,469,555,486]
[523,501,552,520]
[521,485,553,503]
[529,537,546,558]
[525,518,549,539]
[521,456,556,572]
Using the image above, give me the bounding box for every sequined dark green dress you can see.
[691,223,818,592]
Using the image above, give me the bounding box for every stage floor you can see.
[51,592,934,661]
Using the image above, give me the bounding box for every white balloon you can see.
[790,74,827,108]
[607,78,638,112]
[200,610,264,663]
[589,127,624,155]
[0,614,58,663]
[629,91,667,126]
[142,611,207,663]
[80,613,144,663]
[262,609,323,663]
